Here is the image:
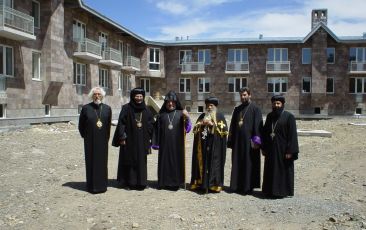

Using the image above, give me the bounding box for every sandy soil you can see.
[0,115,365,230]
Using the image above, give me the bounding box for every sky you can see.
[83,0,366,41]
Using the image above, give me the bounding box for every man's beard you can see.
[272,107,284,117]
[94,99,102,105]
[206,106,217,114]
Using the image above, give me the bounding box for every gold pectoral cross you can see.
[217,120,226,129]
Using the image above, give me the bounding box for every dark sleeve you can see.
[107,106,112,140]
[252,106,263,144]
[78,106,86,138]
[147,110,154,140]
[227,108,237,149]
[287,113,299,160]
[261,114,271,154]
[151,115,160,148]
[112,106,128,147]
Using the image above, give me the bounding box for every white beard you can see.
[94,99,102,105]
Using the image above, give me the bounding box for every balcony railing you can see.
[74,38,102,61]
[181,62,205,74]
[225,61,249,73]
[349,61,366,73]
[100,47,122,67]
[0,2,35,40]
[122,56,140,71]
[266,61,291,73]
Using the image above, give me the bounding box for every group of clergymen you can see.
[78,86,299,198]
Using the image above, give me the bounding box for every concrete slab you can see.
[297,129,332,137]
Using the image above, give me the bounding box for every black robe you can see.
[227,102,263,193]
[78,102,112,193]
[153,110,189,188]
[190,112,228,192]
[112,104,153,188]
[262,110,299,197]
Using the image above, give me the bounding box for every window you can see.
[228,77,247,92]
[267,77,288,93]
[326,77,334,94]
[118,73,131,96]
[31,1,40,28]
[349,77,366,94]
[198,78,210,93]
[45,104,51,116]
[349,47,366,61]
[99,32,108,52]
[179,50,192,64]
[73,62,86,85]
[326,47,335,64]
[0,45,13,77]
[302,48,311,64]
[179,78,191,93]
[32,52,41,80]
[119,41,124,60]
[99,68,109,88]
[118,72,123,90]
[302,77,311,93]
[268,48,288,61]
[0,104,6,118]
[228,49,248,62]
[72,20,85,41]
[5,0,12,7]
[198,49,211,65]
[198,106,204,113]
[149,48,160,70]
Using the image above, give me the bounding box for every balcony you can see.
[122,56,140,72]
[225,61,249,74]
[181,62,205,75]
[349,61,366,74]
[0,3,35,40]
[266,61,291,74]
[73,38,102,61]
[99,47,122,67]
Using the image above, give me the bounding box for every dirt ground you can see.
[0,115,365,230]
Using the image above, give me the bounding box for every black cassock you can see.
[112,104,153,188]
[190,112,228,192]
[78,103,112,193]
[262,110,299,197]
[228,102,263,193]
[153,110,189,188]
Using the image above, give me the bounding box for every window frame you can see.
[73,62,86,86]
[326,77,334,94]
[197,77,210,93]
[267,48,288,61]
[302,76,311,93]
[198,49,211,65]
[267,77,288,93]
[0,103,6,118]
[179,50,192,65]
[179,78,191,93]
[72,20,86,42]
[32,0,40,28]
[349,77,366,94]
[326,47,335,64]
[302,48,312,64]
[228,77,248,93]
[149,48,160,71]
[32,51,41,80]
[0,45,14,77]
[228,49,248,62]
[99,68,109,89]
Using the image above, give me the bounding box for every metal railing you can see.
[181,62,205,73]
[226,61,249,72]
[124,56,140,70]
[266,61,291,72]
[349,61,366,72]
[102,47,122,63]
[0,2,34,35]
[75,38,102,57]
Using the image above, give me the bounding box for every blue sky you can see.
[83,0,366,41]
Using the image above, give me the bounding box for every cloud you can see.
[152,0,366,40]
[156,1,188,15]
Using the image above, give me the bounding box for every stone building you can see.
[0,2,365,128]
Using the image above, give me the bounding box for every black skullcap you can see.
[271,95,285,104]
[205,97,219,106]
[164,91,179,102]
[130,87,145,98]
[159,91,183,113]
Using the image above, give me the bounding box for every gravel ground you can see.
[0,115,365,230]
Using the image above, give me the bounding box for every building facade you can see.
[0,2,365,128]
